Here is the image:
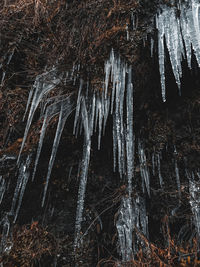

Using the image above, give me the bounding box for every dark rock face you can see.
[0,1,200,266]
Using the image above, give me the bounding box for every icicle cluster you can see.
[18,67,62,163]
[73,50,136,249]
[156,0,200,102]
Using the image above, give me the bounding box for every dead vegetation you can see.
[0,222,57,267]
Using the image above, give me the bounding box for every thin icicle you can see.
[10,154,32,223]
[126,66,134,195]
[0,214,10,254]
[156,12,166,102]
[23,88,34,121]
[73,79,83,135]
[74,99,91,248]
[150,37,154,57]
[174,159,181,197]
[156,152,164,188]
[0,176,6,205]
[152,151,155,176]
[138,140,150,196]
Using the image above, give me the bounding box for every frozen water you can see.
[156,152,164,188]
[18,67,62,163]
[11,154,32,222]
[0,214,10,254]
[74,98,92,248]
[138,140,150,196]
[174,159,181,197]
[116,195,148,262]
[156,0,200,101]
[189,180,200,237]
[116,197,134,262]
[126,66,134,195]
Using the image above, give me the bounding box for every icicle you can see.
[138,140,150,196]
[156,1,200,100]
[74,99,91,248]
[126,23,129,41]
[97,95,103,150]
[174,158,181,197]
[156,152,164,188]
[0,214,10,254]
[116,197,133,262]
[126,66,134,195]
[150,37,154,57]
[1,72,6,87]
[0,176,6,205]
[156,12,167,102]
[104,59,111,98]
[11,154,32,222]
[152,151,155,176]
[23,88,34,121]
[73,79,83,135]
[18,68,62,164]
[189,180,200,237]
[131,12,135,30]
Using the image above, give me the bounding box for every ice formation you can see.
[18,67,62,163]
[0,214,11,254]
[73,50,137,250]
[189,180,200,237]
[138,140,150,195]
[10,154,32,223]
[156,0,200,102]
[116,195,148,262]
[0,176,6,205]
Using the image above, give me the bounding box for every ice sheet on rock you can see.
[189,180,200,237]
[18,68,62,163]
